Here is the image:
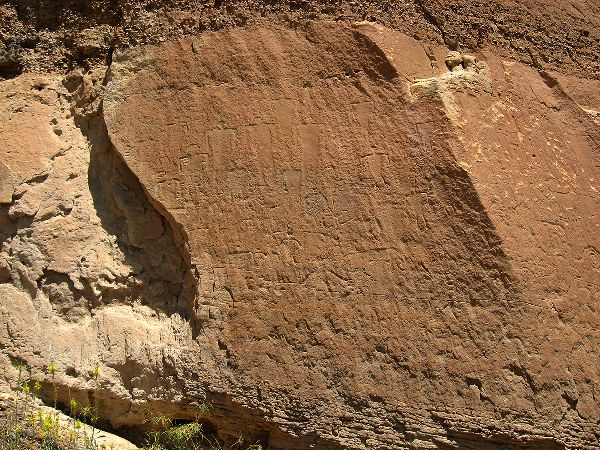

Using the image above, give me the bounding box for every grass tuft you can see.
[1,361,264,450]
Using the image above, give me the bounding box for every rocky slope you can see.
[0,1,599,449]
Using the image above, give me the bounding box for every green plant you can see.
[164,422,206,450]
[1,359,102,450]
[90,362,101,443]
[48,361,58,410]
[141,403,263,450]
[2,359,262,450]
[13,362,28,415]
[1,361,29,450]
[142,405,211,450]
[143,412,172,450]
[196,403,212,417]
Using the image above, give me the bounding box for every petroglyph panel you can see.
[105,22,516,405]
[103,22,600,449]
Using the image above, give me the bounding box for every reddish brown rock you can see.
[100,21,600,448]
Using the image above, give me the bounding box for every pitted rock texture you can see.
[0,74,198,435]
[100,21,599,448]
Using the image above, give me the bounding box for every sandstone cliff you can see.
[0,1,599,449]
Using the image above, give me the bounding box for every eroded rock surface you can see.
[0,15,599,450]
[0,74,197,435]
[1,0,599,79]
[101,22,599,448]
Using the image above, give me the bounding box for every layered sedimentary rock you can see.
[1,13,599,450]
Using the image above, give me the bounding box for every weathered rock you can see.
[0,14,599,450]
[0,45,22,79]
[0,392,139,449]
[461,54,477,70]
[0,74,196,439]
[0,162,12,204]
[2,0,599,80]
[100,21,599,448]
[445,51,463,71]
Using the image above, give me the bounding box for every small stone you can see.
[462,54,477,69]
[445,51,463,70]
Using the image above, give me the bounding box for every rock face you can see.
[0,73,195,432]
[1,9,600,450]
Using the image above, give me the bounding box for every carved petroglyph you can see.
[104,28,527,445]
[0,20,582,450]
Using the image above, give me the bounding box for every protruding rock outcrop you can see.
[103,21,599,448]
